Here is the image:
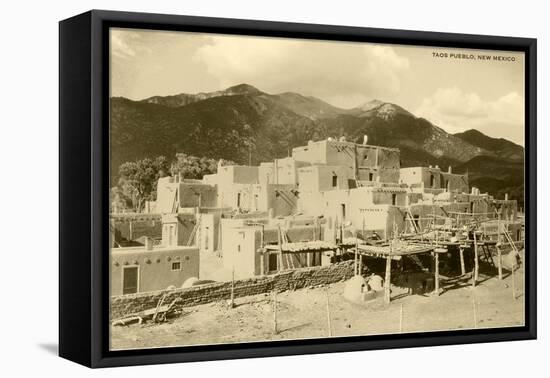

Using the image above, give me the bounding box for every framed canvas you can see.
[59,10,537,368]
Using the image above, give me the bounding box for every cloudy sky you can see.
[110,28,525,145]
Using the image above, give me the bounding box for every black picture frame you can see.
[59,9,537,368]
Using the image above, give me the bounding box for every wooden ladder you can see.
[186,216,201,246]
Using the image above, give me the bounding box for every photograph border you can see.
[59,9,537,368]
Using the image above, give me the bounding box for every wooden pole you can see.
[434,252,440,296]
[459,247,466,276]
[354,235,358,275]
[511,264,516,300]
[384,254,392,304]
[326,289,332,337]
[473,231,479,283]
[496,245,503,280]
[230,267,235,308]
[273,291,278,334]
[277,225,283,271]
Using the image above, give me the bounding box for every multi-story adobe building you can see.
[127,136,520,279]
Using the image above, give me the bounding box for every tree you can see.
[117,156,169,212]
[172,153,234,179]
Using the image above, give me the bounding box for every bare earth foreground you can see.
[111,266,524,350]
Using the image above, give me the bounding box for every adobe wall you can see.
[112,215,162,243]
[292,141,328,165]
[178,183,217,208]
[110,260,354,319]
[263,184,299,217]
[111,246,200,296]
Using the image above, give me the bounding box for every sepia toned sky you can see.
[110,28,525,145]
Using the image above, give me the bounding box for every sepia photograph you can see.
[107,27,526,351]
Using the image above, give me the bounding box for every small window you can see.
[392,193,397,205]
[237,245,241,252]
[171,262,181,271]
[332,175,338,187]
[368,173,374,181]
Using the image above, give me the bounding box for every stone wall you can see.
[111,261,354,319]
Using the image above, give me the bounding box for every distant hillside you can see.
[110,93,321,180]
[347,99,413,119]
[455,155,524,205]
[111,84,524,202]
[454,129,524,161]
[141,84,262,107]
[265,92,345,120]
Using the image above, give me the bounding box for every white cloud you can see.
[111,30,140,59]
[415,87,524,145]
[194,36,409,108]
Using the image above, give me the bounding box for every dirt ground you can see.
[110,264,525,350]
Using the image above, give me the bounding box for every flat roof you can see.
[293,139,400,152]
[112,245,198,254]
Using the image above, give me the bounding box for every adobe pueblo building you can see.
[111,136,523,302]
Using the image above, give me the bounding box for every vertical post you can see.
[277,225,283,271]
[473,231,479,283]
[230,267,235,308]
[358,255,363,276]
[497,211,501,243]
[511,263,516,300]
[496,245,503,280]
[384,254,392,304]
[354,234,358,275]
[434,252,440,295]
[272,291,278,335]
[326,289,332,337]
[459,247,466,276]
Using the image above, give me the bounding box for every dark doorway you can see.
[268,253,278,272]
[122,266,138,294]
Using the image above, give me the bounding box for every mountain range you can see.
[111,84,524,204]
